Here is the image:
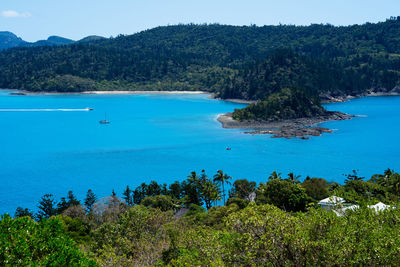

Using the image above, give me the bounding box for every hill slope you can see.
[0,32,106,51]
[0,31,27,50]
[27,36,75,47]
[0,19,400,95]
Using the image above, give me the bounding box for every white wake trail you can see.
[0,108,92,112]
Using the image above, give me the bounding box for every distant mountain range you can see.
[0,31,106,50]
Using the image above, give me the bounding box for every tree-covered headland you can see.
[3,168,400,265]
[232,87,327,121]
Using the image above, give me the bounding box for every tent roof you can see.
[318,196,345,205]
[368,202,391,212]
[333,205,359,216]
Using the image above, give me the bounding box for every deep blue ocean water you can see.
[0,90,399,214]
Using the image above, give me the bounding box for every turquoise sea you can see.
[0,90,399,214]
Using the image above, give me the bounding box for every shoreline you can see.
[212,97,256,104]
[4,88,400,99]
[217,111,354,139]
[321,91,400,103]
[210,90,400,105]
[3,89,208,96]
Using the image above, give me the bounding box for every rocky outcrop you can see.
[218,111,354,139]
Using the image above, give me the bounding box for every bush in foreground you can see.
[0,214,96,266]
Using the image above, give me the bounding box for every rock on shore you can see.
[217,111,354,139]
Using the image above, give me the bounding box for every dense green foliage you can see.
[173,203,400,266]
[4,168,400,265]
[218,48,400,101]
[256,178,310,211]
[232,87,326,121]
[0,215,95,266]
[1,19,400,96]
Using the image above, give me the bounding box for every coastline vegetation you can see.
[0,19,399,97]
[232,87,326,121]
[3,168,400,266]
[1,19,400,120]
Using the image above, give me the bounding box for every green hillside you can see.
[0,19,399,95]
[1,18,400,120]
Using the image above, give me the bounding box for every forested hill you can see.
[218,49,400,100]
[0,18,400,96]
[232,87,327,121]
[0,32,105,50]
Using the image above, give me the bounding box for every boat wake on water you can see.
[0,108,93,112]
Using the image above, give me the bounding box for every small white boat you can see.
[99,113,110,124]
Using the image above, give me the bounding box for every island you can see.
[218,87,354,139]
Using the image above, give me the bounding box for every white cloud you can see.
[1,10,31,18]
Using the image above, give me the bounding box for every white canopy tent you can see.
[333,204,359,216]
[318,196,345,206]
[368,202,391,212]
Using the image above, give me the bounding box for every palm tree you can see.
[213,170,232,205]
[201,181,221,209]
[187,171,200,184]
[268,171,282,181]
[185,171,202,206]
[287,172,301,184]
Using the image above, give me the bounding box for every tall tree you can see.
[370,168,394,187]
[57,191,80,214]
[84,189,96,213]
[132,183,147,205]
[123,186,132,206]
[146,181,162,197]
[268,171,282,181]
[198,170,221,209]
[182,171,203,206]
[257,179,309,212]
[36,194,56,220]
[213,170,232,205]
[229,179,257,200]
[301,177,329,201]
[67,191,80,206]
[344,170,365,184]
[57,197,69,214]
[14,207,33,218]
[168,181,183,200]
[287,173,301,184]
[201,180,221,209]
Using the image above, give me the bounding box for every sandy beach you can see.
[6,90,208,96]
[82,90,207,95]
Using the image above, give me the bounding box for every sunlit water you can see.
[0,90,399,214]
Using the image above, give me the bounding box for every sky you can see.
[1,0,399,42]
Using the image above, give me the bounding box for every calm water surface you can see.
[0,90,399,214]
